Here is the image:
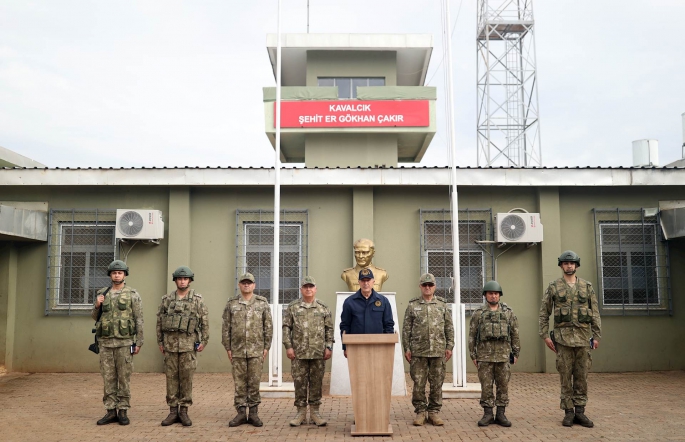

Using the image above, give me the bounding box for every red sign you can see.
[275,100,429,128]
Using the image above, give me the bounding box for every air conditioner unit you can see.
[495,212,543,243]
[115,209,165,240]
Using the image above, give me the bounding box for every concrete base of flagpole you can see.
[260,381,295,398]
[441,382,482,399]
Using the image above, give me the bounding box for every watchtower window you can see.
[317,77,385,99]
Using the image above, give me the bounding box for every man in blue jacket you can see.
[340,268,395,358]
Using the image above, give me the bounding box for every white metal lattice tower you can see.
[477,0,542,167]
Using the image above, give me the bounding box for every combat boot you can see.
[247,405,263,427]
[412,411,427,426]
[97,409,118,425]
[229,406,248,427]
[428,412,445,426]
[309,405,327,426]
[179,406,192,427]
[573,406,594,428]
[477,407,495,427]
[289,406,308,427]
[161,406,180,426]
[495,406,511,427]
[118,409,130,425]
[562,409,575,427]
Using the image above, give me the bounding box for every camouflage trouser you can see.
[99,345,133,410]
[164,351,197,407]
[232,357,262,410]
[477,361,510,408]
[292,358,326,407]
[410,356,446,413]
[556,344,592,410]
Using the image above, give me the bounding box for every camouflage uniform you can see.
[539,278,601,410]
[468,302,520,408]
[222,294,273,410]
[91,285,144,411]
[283,298,334,407]
[402,296,454,413]
[156,289,209,407]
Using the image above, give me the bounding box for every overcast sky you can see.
[1,0,683,168]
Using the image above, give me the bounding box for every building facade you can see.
[1,34,684,375]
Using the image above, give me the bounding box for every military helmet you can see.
[107,260,129,276]
[558,250,581,267]
[172,266,195,281]
[482,280,503,296]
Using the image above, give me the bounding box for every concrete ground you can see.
[0,370,684,441]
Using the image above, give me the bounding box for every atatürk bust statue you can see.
[341,238,389,292]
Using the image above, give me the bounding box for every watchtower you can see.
[477,0,542,167]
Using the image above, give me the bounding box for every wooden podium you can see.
[343,333,398,436]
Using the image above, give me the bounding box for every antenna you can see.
[477,0,542,167]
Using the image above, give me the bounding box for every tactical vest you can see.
[552,279,593,328]
[97,290,135,339]
[161,290,200,335]
[478,309,510,341]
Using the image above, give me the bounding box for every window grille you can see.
[45,209,118,315]
[235,210,308,304]
[419,209,494,312]
[317,77,385,99]
[593,208,671,316]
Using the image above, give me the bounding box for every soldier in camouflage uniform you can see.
[92,260,144,426]
[283,276,334,427]
[468,280,520,428]
[539,250,601,428]
[222,272,273,427]
[402,273,454,426]
[157,266,209,427]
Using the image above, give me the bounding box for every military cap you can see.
[301,275,316,286]
[358,268,374,280]
[419,273,436,285]
[239,272,255,283]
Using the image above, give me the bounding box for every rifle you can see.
[88,288,110,354]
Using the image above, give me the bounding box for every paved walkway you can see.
[0,370,684,441]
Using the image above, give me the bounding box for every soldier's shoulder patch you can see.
[435,296,447,303]
[193,292,203,300]
[254,295,269,303]
[287,298,300,306]
[408,297,420,303]
[500,302,510,310]
[315,299,328,308]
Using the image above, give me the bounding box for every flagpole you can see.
[442,0,464,388]
[270,0,283,387]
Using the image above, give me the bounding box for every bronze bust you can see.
[341,238,389,292]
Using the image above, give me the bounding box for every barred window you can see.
[420,209,494,311]
[236,210,308,304]
[45,209,117,315]
[593,209,671,315]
